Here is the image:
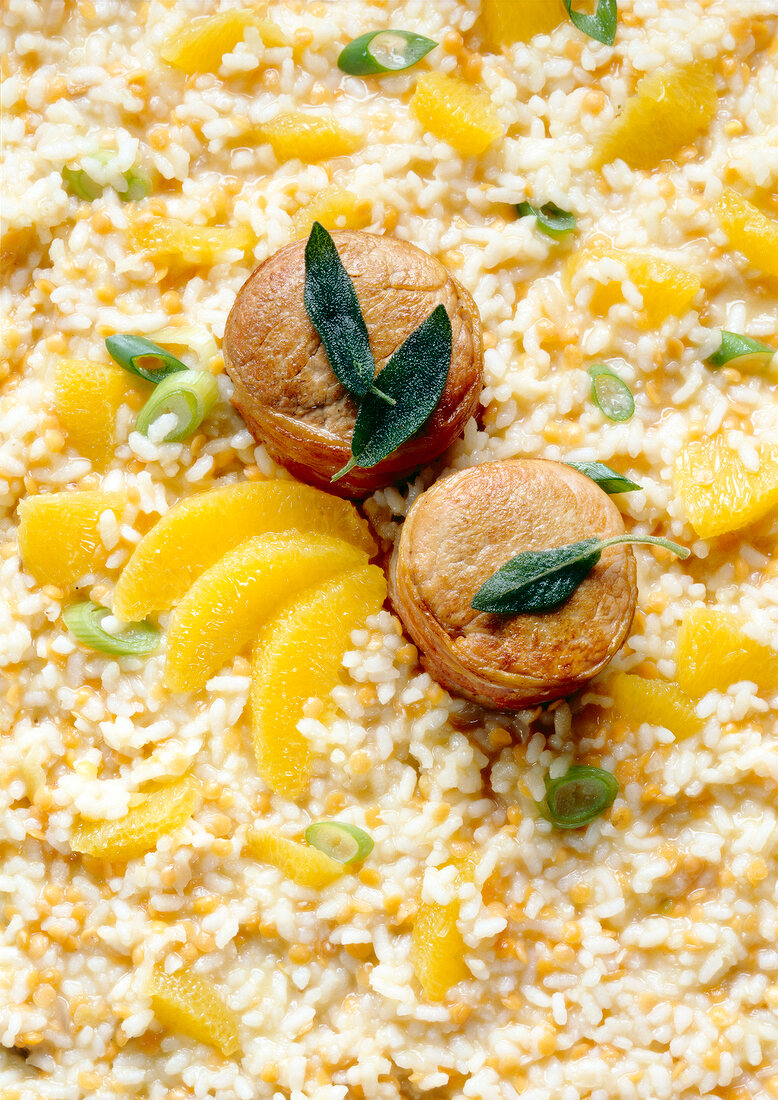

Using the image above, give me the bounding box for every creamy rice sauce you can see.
[2,1,778,1098]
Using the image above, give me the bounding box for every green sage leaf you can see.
[563,0,617,46]
[303,221,376,400]
[516,201,576,239]
[334,304,452,478]
[566,461,641,494]
[471,534,689,615]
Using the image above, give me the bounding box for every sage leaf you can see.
[563,0,617,46]
[471,534,689,615]
[566,461,641,494]
[516,201,576,239]
[334,304,452,479]
[304,221,376,400]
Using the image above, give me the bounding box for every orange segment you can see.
[148,962,239,1056]
[113,481,375,621]
[246,829,344,888]
[594,60,717,169]
[410,73,503,157]
[674,437,778,538]
[127,213,254,266]
[55,358,127,469]
[676,608,778,699]
[291,187,372,239]
[18,491,126,589]
[260,113,361,163]
[482,0,567,45]
[165,533,369,691]
[566,247,701,325]
[251,565,387,798]
[609,672,702,740]
[715,188,778,278]
[71,776,199,861]
[411,862,471,1001]
[161,10,286,73]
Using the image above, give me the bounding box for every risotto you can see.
[2,1,778,1098]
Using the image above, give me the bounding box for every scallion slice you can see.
[305,821,374,864]
[338,30,437,75]
[63,601,160,657]
[105,334,188,383]
[135,370,219,442]
[516,201,576,239]
[540,765,618,829]
[566,461,641,494]
[589,364,634,422]
[62,166,104,202]
[706,330,775,373]
[62,152,152,203]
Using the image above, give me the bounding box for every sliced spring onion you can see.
[338,29,437,75]
[62,152,152,203]
[566,460,641,494]
[589,364,635,422]
[135,370,219,442]
[63,601,160,657]
[516,201,576,239]
[62,166,103,202]
[305,821,374,864]
[540,765,619,830]
[148,325,220,369]
[706,330,775,373]
[105,334,188,383]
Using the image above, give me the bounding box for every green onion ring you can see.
[706,330,775,373]
[589,364,635,422]
[540,765,619,829]
[516,201,577,239]
[63,601,160,657]
[338,30,437,76]
[134,369,219,442]
[305,821,374,863]
[105,334,188,383]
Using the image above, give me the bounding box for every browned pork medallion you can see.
[389,459,638,709]
[223,230,483,497]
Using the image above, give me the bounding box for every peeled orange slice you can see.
[18,491,126,589]
[609,672,701,740]
[260,113,361,163]
[675,437,778,538]
[160,10,285,73]
[113,481,375,621]
[71,776,199,861]
[481,0,567,46]
[411,861,471,1001]
[55,358,126,469]
[410,73,503,157]
[246,829,344,888]
[566,247,701,325]
[594,60,717,169]
[164,533,369,691]
[676,607,778,698]
[148,962,239,1056]
[715,188,778,278]
[251,565,387,798]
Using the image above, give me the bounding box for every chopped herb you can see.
[707,330,775,373]
[63,601,160,657]
[566,461,641,494]
[338,29,436,75]
[540,765,618,829]
[471,534,689,615]
[589,363,634,422]
[105,334,188,382]
[516,201,576,239]
[563,0,617,46]
[304,221,392,404]
[135,370,219,442]
[62,152,152,203]
[334,304,452,479]
[305,821,374,863]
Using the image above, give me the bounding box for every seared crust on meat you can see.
[223,230,483,498]
[389,459,637,709]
